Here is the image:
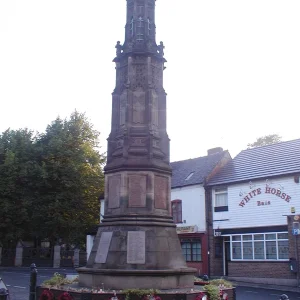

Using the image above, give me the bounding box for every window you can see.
[181,239,202,262]
[230,232,289,261]
[171,199,182,223]
[185,172,195,181]
[214,188,228,212]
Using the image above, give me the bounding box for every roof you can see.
[171,151,228,188]
[207,139,300,186]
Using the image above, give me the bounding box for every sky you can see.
[0,0,299,161]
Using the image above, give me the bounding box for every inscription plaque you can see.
[127,231,146,264]
[154,175,168,209]
[95,232,113,263]
[108,175,121,209]
[129,175,147,207]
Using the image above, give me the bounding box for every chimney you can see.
[207,147,223,156]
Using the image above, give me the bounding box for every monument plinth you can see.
[77,0,196,289]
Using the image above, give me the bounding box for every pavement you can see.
[230,278,300,294]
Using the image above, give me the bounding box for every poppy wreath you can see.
[195,292,207,300]
[39,289,54,300]
[58,291,74,300]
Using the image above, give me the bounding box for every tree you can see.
[32,111,105,246]
[0,111,105,248]
[247,134,282,149]
[0,128,38,247]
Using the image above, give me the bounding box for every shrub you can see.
[203,285,220,300]
[208,279,232,288]
[123,289,160,300]
[41,273,73,288]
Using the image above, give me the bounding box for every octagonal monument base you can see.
[77,218,196,290]
[77,268,196,289]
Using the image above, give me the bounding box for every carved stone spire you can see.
[119,0,158,55]
[107,0,169,175]
[77,0,195,290]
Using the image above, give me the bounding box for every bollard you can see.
[29,263,37,300]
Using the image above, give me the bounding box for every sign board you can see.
[214,230,222,237]
[293,229,300,235]
[176,225,198,234]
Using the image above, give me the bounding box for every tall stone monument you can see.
[77,0,195,289]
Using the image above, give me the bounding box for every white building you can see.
[207,139,300,286]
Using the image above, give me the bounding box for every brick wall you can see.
[228,261,294,278]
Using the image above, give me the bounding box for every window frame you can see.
[214,187,228,212]
[229,232,289,261]
[171,199,182,224]
[181,239,202,262]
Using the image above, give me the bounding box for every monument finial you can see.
[119,0,158,54]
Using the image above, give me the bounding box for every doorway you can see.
[224,238,230,276]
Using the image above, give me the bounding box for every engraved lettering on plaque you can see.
[108,175,121,208]
[133,89,145,124]
[127,231,145,264]
[154,175,168,209]
[129,175,147,207]
[95,232,113,263]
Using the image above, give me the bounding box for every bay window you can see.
[230,232,288,261]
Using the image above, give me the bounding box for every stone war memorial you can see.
[77,0,196,290]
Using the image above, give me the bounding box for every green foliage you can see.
[0,111,105,247]
[247,134,282,148]
[208,278,232,288]
[0,128,38,246]
[123,289,160,300]
[203,284,220,300]
[41,272,75,287]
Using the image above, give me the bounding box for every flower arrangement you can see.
[39,289,54,300]
[195,292,207,300]
[58,291,73,300]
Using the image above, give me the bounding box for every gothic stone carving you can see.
[132,88,146,124]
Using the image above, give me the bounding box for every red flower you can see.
[195,292,207,300]
[58,291,73,300]
[39,290,54,300]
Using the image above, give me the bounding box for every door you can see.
[224,240,231,276]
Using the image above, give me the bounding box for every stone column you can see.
[53,245,61,268]
[15,241,23,267]
[73,248,80,268]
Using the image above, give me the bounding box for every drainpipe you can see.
[204,181,211,278]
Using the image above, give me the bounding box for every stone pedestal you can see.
[78,220,196,289]
[73,249,80,268]
[53,245,61,268]
[15,242,23,267]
